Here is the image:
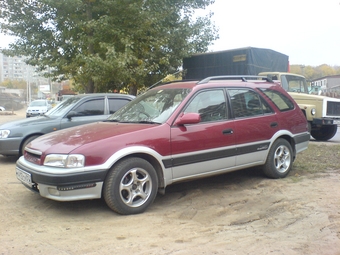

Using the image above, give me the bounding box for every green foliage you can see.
[0,0,218,94]
[0,79,27,89]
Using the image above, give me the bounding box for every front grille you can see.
[326,101,340,117]
[24,150,41,165]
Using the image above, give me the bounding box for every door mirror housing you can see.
[174,113,201,126]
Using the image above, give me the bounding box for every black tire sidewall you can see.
[103,157,158,215]
[21,135,40,156]
[263,139,293,179]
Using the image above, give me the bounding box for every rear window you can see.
[261,89,295,111]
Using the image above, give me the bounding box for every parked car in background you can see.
[0,106,5,111]
[16,76,310,215]
[61,95,75,101]
[26,99,52,117]
[0,93,134,156]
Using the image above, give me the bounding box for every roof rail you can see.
[197,75,273,84]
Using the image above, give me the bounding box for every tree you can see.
[0,0,218,95]
[290,64,340,82]
[0,79,27,89]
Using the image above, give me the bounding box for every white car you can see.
[0,106,5,111]
[26,99,52,117]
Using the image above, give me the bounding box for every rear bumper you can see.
[293,132,310,154]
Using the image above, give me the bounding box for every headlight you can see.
[0,130,10,138]
[44,154,85,168]
[311,108,316,116]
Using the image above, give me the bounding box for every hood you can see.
[28,121,157,154]
[27,106,48,110]
[0,115,59,129]
[0,115,58,129]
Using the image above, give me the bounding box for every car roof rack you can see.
[197,75,273,84]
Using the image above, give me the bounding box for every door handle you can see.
[270,122,278,128]
[223,129,234,135]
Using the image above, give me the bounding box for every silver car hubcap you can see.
[119,168,152,207]
[274,145,291,173]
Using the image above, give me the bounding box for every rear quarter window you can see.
[261,89,295,112]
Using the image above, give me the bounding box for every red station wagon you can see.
[16,76,310,215]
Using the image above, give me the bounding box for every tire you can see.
[103,157,158,215]
[311,125,337,141]
[262,138,293,179]
[21,135,40,156]
[307,122,312,134]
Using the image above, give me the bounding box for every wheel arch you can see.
[273,134,296,161]
[106,152,166,190]
[19,133,44,155]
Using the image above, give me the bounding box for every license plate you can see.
[16,168,32,187]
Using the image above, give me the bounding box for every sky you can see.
[203,0,340,66]
[1,0,339,66]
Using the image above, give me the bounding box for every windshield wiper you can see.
[136,120,160,124]
[103,119,120,122]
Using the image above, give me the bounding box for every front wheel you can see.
[311,125,337,141]
[262,139,293,179]
[103,157,158,215]
[21,135,40,156]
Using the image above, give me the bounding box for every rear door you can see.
[228,88,278,166]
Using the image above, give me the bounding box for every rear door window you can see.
[228,89,273,118]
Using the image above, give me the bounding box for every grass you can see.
[292,143,340,176]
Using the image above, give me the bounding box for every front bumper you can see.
[16,156,108,201]
[312,118,335,125]
[26,112,43,117]
[0,137,22,156]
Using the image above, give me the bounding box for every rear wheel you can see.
[263,138,293,179]
[21,135,40,156]
[103,157,158,215]
[311,125,337,141]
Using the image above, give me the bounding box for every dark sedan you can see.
[0,93,134,156]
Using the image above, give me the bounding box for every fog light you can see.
[48,187,60,196]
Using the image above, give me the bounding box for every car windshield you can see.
[281,75,309,94]
[29,100,46,106]
[45,97,82,117]
[107,88,191,124]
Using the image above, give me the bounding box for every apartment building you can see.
[311,75,340,97]
[0,51,49,84]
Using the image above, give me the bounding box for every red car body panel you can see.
[30,122,172,166]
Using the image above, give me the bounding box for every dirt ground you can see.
[0,109,340,255]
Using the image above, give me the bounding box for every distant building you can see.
[311,75,340,98]
[0,51,49,84]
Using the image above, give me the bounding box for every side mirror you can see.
[67,111,77,119]
[174,113,201,126]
